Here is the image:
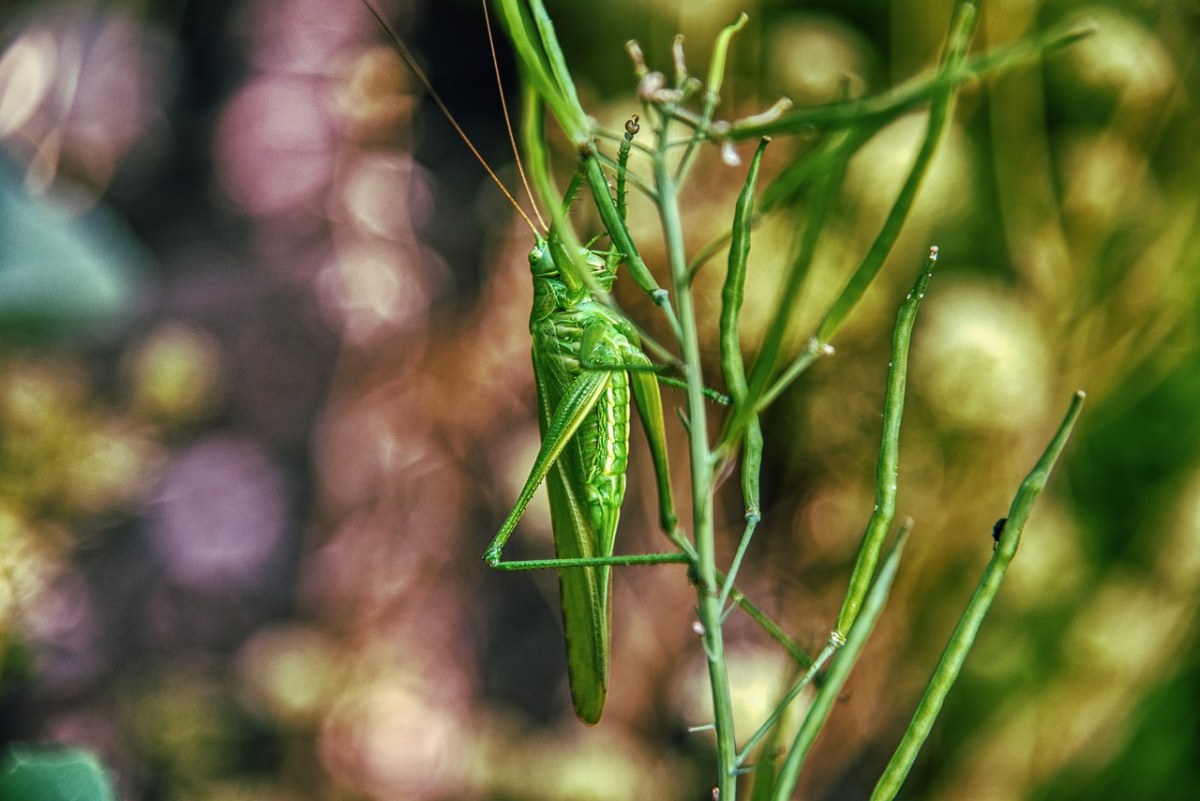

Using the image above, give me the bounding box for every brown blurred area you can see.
[1,1,1199,799]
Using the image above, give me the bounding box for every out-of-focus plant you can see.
[0,746,116,801]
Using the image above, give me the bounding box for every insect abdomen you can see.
[583,370,629,540]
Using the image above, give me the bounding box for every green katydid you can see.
[360,0,695,725]
[482,234,693,725]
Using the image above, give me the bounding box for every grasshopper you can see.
[482,234,692,724]
[362,1,694,724]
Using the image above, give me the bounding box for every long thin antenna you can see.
[479,0,547,231]
[360,0,541,235]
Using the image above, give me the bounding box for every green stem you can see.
[726,20,1092,140]
[835,247,938,637]
[717,137,770,613]
[716,139,853,452]
[736,630,841,769]
[769,523,912,800]
[725,584,812,670]
[655,131,737,801]
[869,391,1086,801]
[741,0,978,428]
[582,150,684,342]
[674,13,748,185]
[688,129,867,283]
[616,116,638,223]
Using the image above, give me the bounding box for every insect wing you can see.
[532,347,618,725]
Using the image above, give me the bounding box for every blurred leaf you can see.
[0,165,150,342]
[0,747,116,801]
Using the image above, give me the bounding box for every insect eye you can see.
[528,243,559,277]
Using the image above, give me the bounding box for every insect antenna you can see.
[359,0,544,235]
[479,0,548,232]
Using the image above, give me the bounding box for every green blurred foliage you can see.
[0,747,116,801]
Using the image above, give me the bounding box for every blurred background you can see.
[0,0,1197,799]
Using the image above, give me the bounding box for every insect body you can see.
[485,238,677,724]
[360,0,685,725]
[992,517,1007,551]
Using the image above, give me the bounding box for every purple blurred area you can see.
[0,0,508,797]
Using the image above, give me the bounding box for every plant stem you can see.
[768,523,912,800]
[726,19,1092,140]
[834,247,938,637]
[814,1,977,345]
[655,134,737,801]
[869,391,1086,801]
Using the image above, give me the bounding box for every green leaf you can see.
[0,747,117,801]
[0,167,150,342]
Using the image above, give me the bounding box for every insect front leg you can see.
[577,340,731,405]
